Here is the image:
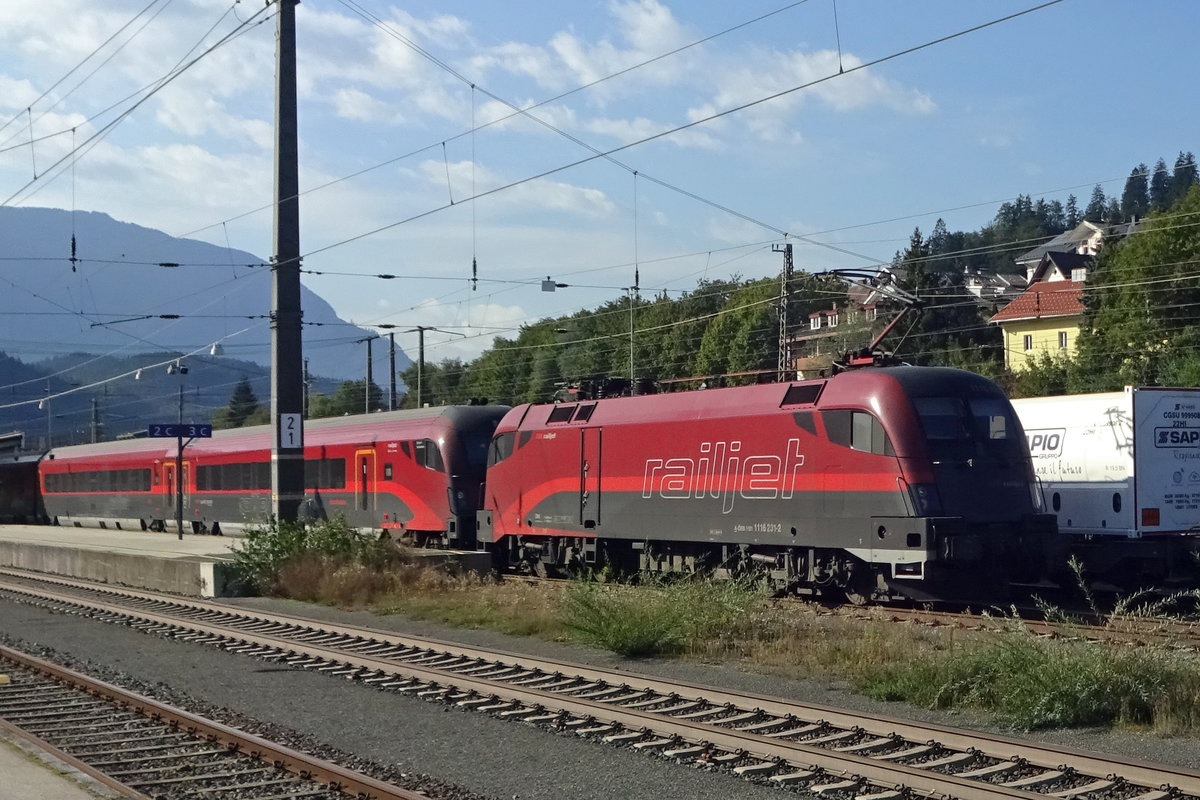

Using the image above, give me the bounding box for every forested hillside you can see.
[382,153,1200,408]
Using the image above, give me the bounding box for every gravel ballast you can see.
[3,592,1200,800]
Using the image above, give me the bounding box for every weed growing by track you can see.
[232,518,566,638]
[861,627,1193,729]
[230,517,407,595]
[560,578,766,657]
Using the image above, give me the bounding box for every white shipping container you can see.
[1011,387,1200,539]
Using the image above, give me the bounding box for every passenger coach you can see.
[478,367,1052,602]
[40,406,507,546]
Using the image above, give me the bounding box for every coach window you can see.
[327,458,346,489]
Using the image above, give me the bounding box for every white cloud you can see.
[584,115,719,150]
[332,87,397,124]
[0,75,38,112]
[415,158,616,218]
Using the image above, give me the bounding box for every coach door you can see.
[355,449,375,514]
[180,461,190,513]
[162,461,191,514]
[164,463,176,513]
[580,428,602,529]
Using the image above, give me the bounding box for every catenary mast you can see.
[271,0,304,522]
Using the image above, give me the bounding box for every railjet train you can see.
[36,406,507,546]
[14,366,1051,602]
[479,366,1051,602]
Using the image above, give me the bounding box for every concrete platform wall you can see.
[0,542,234,598]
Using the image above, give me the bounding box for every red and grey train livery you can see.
[22,366,1051,602]
[478,367,1052,601]
[38,406,506,545]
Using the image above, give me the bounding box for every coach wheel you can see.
[139,518,148,531]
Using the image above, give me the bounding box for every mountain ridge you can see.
[0,206,409,382]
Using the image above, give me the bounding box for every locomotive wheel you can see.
[838,567,879,606]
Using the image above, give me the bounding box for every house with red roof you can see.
[989,251,1089,370]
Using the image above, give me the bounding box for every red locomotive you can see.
[39,406,507,546]
[478,367,1051,602]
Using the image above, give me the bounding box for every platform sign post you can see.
[147,424,212,538]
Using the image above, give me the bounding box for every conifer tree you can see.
[1150,157,1172,210]
[1065,194,1079,228]
[1171,151,1198,204]
[1084,184,1107,222]
[1120,163,1150,220]
[212,376,259,429]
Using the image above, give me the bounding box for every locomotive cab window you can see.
[488,431,516,467]
[822,410,893,456]
[413,439,445,472]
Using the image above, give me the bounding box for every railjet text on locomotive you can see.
[643,439,806,513]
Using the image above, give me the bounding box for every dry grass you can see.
[242,521,1200,734]
[277,558,568,640]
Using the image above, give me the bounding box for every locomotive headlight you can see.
[909,484,943,517]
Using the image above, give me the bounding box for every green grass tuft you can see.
[560,576,765,658]
[862,628,1194,730]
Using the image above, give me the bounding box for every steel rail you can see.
[0,643,428,800]
[0,583,1034,800]
[3,569,1200,799]
[0,716,154,800]
[826,602,1200,649]
[2,566,1200,796]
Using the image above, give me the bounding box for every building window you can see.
[1023,334,1033,351]
[810,317,821,330]
[1058,331,1068,349]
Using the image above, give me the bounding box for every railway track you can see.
[2,568,1199,800]
[0,641,432,800]
[823,601,1200,649]
[516,574,1200,649]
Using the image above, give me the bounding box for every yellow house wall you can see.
[1001,317,1079,370]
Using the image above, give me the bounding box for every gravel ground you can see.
[2,593,1200,800]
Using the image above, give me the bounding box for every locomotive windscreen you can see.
[912,395,1026,462]
[461,430,493,469]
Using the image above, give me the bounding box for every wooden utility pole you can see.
[270,0,304,523]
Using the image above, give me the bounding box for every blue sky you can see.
[1,0,1197,367]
